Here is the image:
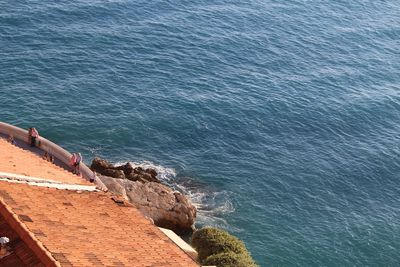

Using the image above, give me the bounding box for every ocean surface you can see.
[1,0,399,266]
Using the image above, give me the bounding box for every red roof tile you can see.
[0,212,45,267]
[0,181,199,267]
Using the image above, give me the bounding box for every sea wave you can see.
[115,160,177,182]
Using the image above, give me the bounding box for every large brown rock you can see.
[115,163,134,176]
[97,174,196,235]
[91,157,114,172]
[126,173,140,182]
[98,175,128,199]
[102,169,125,179]
[90,158,160,183]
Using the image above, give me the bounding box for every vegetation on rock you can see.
[191,227,258,267]
[204,252,258,267]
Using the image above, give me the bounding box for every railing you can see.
[0,122,107,191]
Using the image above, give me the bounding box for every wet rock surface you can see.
[91,157,160,183]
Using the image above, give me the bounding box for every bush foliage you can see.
[204,252,258,267]
[191,227,258,267]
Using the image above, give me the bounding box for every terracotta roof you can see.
[0,139,90,186]
[0,212,44,267]
[0,181,199,267]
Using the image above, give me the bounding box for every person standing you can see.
[75,153,82,175]
[70,153,77,174]
[29,127,39,147]
[28,127,32,145]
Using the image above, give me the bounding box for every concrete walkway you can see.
[0,139,90,185]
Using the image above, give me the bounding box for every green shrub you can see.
[192,227,234,250]
[191,227,258,266]
[204,252,258,267]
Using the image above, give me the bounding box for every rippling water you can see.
[1,1,400,266]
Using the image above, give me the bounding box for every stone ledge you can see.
[158,227,198,260]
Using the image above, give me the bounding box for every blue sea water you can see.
[1,0,400,266]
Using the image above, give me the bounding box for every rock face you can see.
[91,157,196,235]
[91,157,160,183]
[125,181,196,235]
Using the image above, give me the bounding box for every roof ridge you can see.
[0,181,200,267]
[0,198,61,267]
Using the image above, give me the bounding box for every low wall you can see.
[0,122,107,191]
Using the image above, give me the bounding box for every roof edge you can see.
[0,171,63,184]
[0,177,98,192]
[0,198,61,267]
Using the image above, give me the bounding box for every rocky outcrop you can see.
[91,157,160,183]
[91,158,196,235]
[125,181,196,235]
[97,174,128,200]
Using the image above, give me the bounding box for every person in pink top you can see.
[70,153,77,173]
[75,153,82,175]
[28,127,39,147]
[70,153,82,175]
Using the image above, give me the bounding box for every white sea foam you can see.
[114,160,176,182]
[181,188,235,229]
